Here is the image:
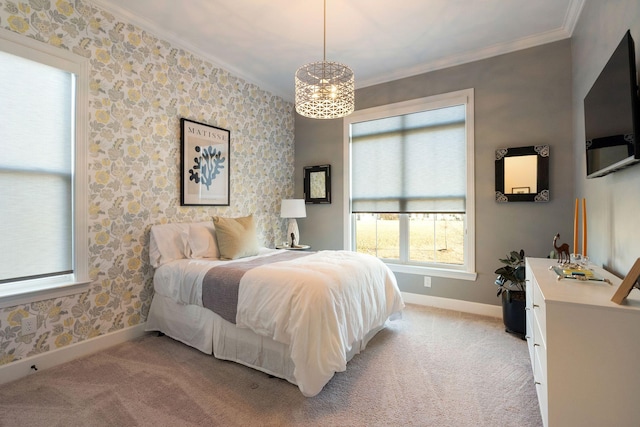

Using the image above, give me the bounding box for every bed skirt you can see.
[145,293,385,389]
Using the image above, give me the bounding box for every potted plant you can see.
[495,249,526,338]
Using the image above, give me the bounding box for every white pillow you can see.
[188,222,219,259]
[149,223,190,268]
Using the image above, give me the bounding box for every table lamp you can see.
[280,199,306,247]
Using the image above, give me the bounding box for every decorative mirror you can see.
[304,164,331,204]
[495,145,549,202]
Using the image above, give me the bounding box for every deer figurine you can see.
[553,233,570,263]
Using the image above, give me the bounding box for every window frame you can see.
[343,89,476,280]
[0,28,89,308]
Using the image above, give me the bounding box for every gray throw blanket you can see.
[201,251,312,324]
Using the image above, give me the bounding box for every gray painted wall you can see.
[294,118,345,250]
[295,39,574,307]
[572,0,640,278]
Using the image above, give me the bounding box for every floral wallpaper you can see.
[0,0,294,366]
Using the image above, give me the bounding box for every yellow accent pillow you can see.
[212,214,259,260]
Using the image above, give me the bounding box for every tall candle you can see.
[573,198,579,255]
[582,198,587,257]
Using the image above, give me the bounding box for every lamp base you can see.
[287,219,300,247]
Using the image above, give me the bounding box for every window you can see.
[0,29,89,307]
[345,89,476,280]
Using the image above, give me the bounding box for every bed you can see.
[144,216,404,397]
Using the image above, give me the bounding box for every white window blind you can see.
[351,104,466,213]
[0,50,74,283]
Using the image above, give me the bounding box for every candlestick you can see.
[573,198,579,254]
[582,198,587,257]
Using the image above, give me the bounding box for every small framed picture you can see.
[511,186,530,194]
[180,118,230,206]
[612,258,640,304]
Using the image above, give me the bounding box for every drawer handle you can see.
[534,343,540,347]
[533,304,540,308]
[535,381,541,385]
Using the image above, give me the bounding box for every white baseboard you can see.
[401,292,502,318]
[0,323,148,385]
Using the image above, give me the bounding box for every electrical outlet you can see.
[423,276,432,288]
[22,317,37,335]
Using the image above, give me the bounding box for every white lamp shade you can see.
[280,199,307,218]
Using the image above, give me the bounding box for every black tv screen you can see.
[584,30,640,178]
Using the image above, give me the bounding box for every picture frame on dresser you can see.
[180,118,230,206]
[611,257,640,304]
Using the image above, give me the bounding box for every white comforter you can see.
[154,249,404,397]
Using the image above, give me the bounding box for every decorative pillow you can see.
[212,214,259,260]
[188,222,219,259]
[149,223,190,268]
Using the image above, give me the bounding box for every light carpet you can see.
[0,304,542,426]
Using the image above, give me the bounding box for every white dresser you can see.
[525,257,640,427]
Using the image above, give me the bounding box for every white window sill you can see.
[387,263,477,281]
[0,278,91,309]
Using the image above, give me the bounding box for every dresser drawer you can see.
[533,318,547,375]
[526,314,535,364]
[532,283,546,341]
[534,347,548,426]
[526,276,534,309]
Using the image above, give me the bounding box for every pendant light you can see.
[294,0,354,119]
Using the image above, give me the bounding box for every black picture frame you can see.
[495,145,549,202]
[304,165,331,204]
[180,118,230,206]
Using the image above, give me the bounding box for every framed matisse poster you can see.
[180,118,230,206]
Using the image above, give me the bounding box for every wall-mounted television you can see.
[584,30,640,178]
